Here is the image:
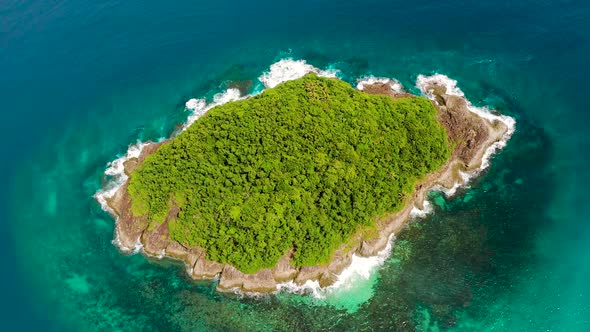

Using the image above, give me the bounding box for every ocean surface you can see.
[2,0,590,330]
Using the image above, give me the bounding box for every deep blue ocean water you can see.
[2,0,590,330]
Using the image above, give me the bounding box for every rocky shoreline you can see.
[103,78,511,294]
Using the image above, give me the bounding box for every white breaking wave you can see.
[416,73,516,196]
[94,140,150,214]
[258,59,339,88]
[410,200,433,219]
[185,88,242,128]
[185,98,206,111]
[213,88,241,104]
[276,234,395,298]
[356,76,404,93]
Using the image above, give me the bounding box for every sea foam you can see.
[409,200,433,219]
[356,76,404,93]
[258,59,339,88]
[94,140,150,214]
[276,234,395,298]
[185,88,242,128]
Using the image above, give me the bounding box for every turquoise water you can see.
[3,0,590,330]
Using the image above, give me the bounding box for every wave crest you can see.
[276,234,395,298]
[94,141,150,214]
[356,76,404,93]
[258,59,339,88]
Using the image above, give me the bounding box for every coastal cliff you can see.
[103,77,511,293]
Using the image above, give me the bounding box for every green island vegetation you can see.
[128,74,451,273]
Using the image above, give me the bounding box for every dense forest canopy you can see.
[128,74,451,273]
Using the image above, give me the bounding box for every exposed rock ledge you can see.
[104,80,510,293]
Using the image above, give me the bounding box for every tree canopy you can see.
[127,74,451,273]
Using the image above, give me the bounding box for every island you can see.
[103,73,511,293]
